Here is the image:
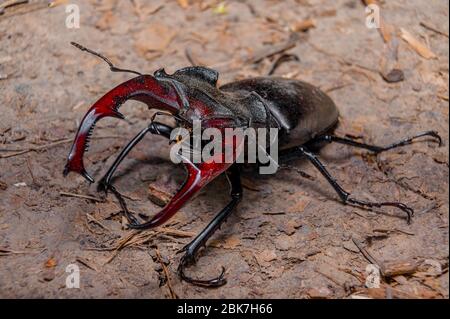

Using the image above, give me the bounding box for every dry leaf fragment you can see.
[383,260,419,277]
[362,0,377,5]
[213,2,227,15]
[131,0,164,19]
[49,0,68,8]
[134,25,176,56]
[400,28,437,59]
[256,249,277,265]
[0,180,7,190]
[290,19,315,33]
[210,235,241,249]
[148,184,171,207]
[287,198,310,213]
[177,0,189,9]
[317,9,336,18]
[45,258,57,268]
[95,11,117,31]
[307,287,332,299]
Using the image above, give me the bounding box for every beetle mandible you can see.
[63,43,442,287]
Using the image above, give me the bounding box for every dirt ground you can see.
[0,0,448,299]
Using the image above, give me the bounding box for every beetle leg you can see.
[108,185,140,225]
[177,165,242,287]
[311,130,442,153]
[280,146,414,224]
[98,122,173,194]
[123,132,243,229]
[94,122,172,224]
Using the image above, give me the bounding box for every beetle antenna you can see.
[71,42,142,76]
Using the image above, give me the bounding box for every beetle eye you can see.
[154,68,167,77]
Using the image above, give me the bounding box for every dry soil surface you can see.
[0,0,448,298]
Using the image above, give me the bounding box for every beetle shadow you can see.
[245,157,410,223]
[101,154,233,209]
[103,156,182,185]
[100,150,410,224]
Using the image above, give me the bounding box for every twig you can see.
[0,247,38,256]
[84,217,104,235]
[352,237,385,274]
[323,83,352,93]
[157,227,195,238]
[101,226,193,264]
[0,138,72,158]
[0,1,51,20]
[26,158,37,185]
[247,33,299,64]
[86,213,109,231]
[0,135,123,159]
[263,211,286,215]
[84,227,193,254]
[420,21,449,38]
[267,54,300,75]
[120,193,141,201]
[60,192,104,203]
[0,0,28,12]
[0,126,11,135]
[104,231,139,264]
[154,246,178,299]
[76,257,98,271]
[416,202,440,215]
[372,228,415,236]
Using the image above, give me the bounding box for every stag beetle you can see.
[63,43,442,287]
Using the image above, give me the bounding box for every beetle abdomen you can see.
[220,77,339,148]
